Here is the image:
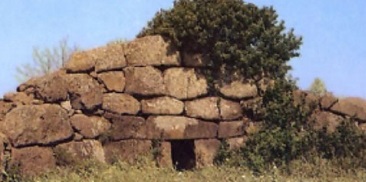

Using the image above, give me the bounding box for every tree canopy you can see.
[139,0,302,83]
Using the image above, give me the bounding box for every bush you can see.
[139,0,302,83]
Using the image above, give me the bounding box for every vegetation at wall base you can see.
[139,0,302,85]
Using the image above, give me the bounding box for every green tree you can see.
[309,77,327,96]
[139,0,302,83]
[16,38,78,82]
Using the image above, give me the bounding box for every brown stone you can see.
[0,101,13,121]
[30,71,69,103]
[65,50,96,73]
[146,116,218,139]
[141,96,184,115]
[226,137,247,150]
[102,93,140,115]
[219,81,257,99]
[3,104,73,147]
[103,113,147,140]
[194,139,220,167]
[311,111,343,133]
[164,68,208,100]
[320,93,338,109]
[98,71,125,92]
[3,92,34,105]
[70,114,111,139]
[125,35,180,66]
[155,142,172,168]
[10,146,56,176]
[66,74,103,111]
[185,97,220,120]
[218,120,246,138]
[182,53,210,67]
[54,140,105,164]
[330,97,366,121]
[103,140,152,164]
[124,66,165,96]
[219,98,242,120]
[95,43,127,73]
[0,132,8,173]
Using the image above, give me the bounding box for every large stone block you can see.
[164,68,208,100]
[320,93,338,109]
[103,140,152,164]
[155,141,172,168]
[66,74,103,111]
[330,97,366,121]
[219,81,257,99]
[70,114,111,139]
[3,92,34,106]
[27,71,69,103]
[146,116,218,139]
[54,140,106,164]
[98,71,125,92]
[95,43,127,73]
[3,104,73,147]
[0,101,13,121]
[185,97,220,120]
[102,93,140,115]
[124,66,165,96]
[311,111,343,133]
[65,50,96,73]
[10,146,56,177]
[219,98,242,120]
[125,35,180,66]
[218,120,246,138]
[194,139,220,167]
[141,96,184,115]
[103,113,147,140]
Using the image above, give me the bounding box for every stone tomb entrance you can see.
[170,140,196,170]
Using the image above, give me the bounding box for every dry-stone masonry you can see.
[1,35,366,176]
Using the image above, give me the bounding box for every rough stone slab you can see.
[219,98,242,120]
[95,43,127,73]
[194,139,220,167]
[103,113,147,140]
[185,97,220,120]
[141,96,184,115]
[182,53,210,67]
[164,68,208,100]
[226,137,247,150]
[155,141,172,168]
[218,120,246,138]
[0,101,13,121]
[320,93,338,109]
[219,81,257,99]
[330,97,366,121]
[103,140,152,164]
[0,132,8,173]
[146,116,218,139]
[10,146,56,177]
[65,50,96,73]
[98,71,125,92]
[3,92,34,106]
[311,111,344,133]
[54,140,106,164]
[70,114,111,139]
[66,74,104,111]
[125,35,180,66]
[27,71,69,103]
[124,66,165,96]
[102,93,140,115]
[3,104,73,147]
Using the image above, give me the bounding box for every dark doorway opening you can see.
[171,140,196,170]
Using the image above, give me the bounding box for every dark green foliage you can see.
[139,0,302,83]
[240,79,315,172]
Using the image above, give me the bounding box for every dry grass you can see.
[22,157,366,182]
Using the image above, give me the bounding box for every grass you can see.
[19,157,366,182]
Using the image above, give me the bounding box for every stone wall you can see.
[0,35,365,176]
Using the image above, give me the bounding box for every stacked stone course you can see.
[0,35,365,176]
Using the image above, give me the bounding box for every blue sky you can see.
[0,1,365,98]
